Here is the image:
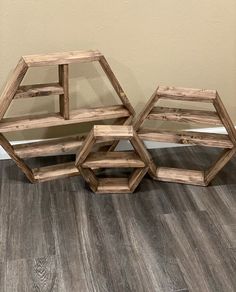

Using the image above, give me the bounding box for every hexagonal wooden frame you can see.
[134,86,236,186]
[75,125,151,193]
[0,50,135,183]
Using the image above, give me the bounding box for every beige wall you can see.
[1,0,236,140]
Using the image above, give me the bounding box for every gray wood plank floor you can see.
[0,146,235,291]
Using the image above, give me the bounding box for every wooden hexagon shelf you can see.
[134,86,236,186]
[0,50,135,183]
[75,125,151,193]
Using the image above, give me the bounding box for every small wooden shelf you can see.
[97,178,130,193]
[14,83,64,99]
[148,107,222,125]
[83,152,145,168]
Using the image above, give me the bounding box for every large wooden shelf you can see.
[0,105,130,133]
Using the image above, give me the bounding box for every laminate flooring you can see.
[0,146,235,291]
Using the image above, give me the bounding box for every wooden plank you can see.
[14,83,64,99]
[138,128,234,148]
[78,168,98,192]
[82,152,145,168]
[0,58,28,120]
[23,50,102,67]
[157,86,217,102]
[213,93,236,145]
[59,64,69,119]
[13,135,113,158]
[99,56,135,116]
[97,178,130,194]
[33,162,79,182]
[129,168,149,192]
[204,148,236,185]
[0,134,35,183]
[75,129,96,165]
[133,88,159,130]
[93,125,133,139]
[148,107,222,125]
[155,167,206,186]
[0,105,130,133]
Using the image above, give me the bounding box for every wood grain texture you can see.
[23,50,102,67]
[157,86,217,102]
[0,105,130,133]
[0,146,235,291]
[0,58,28,120]
[138,128,234,148]
[59,64,69,120]
[14,83,64,99]
[93,125,133,139]
[99,56,135,116]
[148,107,222,125]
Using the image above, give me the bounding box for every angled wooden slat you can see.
[0,58,28,120]
[83,152,145,168]
[14,83,64,99]
[157,86,217,102]
[93,125,133,139]
[213,93,236,145]
[133,88,159,130]
[33,162,79,182]
[129,167,149,192]
[23,50,102,67]
[0,105,130,133]
[155,167,206,186]
[97,178,130,194]
[13,135,112,158]
[79,168,98,192]
[204,148,236,185]
[75,129,96,165]
[138,128,234,148]
[99,56,135,116]
[59,64,69,119]
[0,134,35,183]
[148,107,222,125]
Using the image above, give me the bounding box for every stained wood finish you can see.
[0,50,134,183]
[0,105,130,133]
[14,83,64,99]
[0,58,28,120]
[138,128,234,148]
[59,64,69,119]
[23,50,102,67]
[76,125,150,194]
[0,146,235,291]
[157,86,217,102]
[148,107,222,125]
[135,86,236,185]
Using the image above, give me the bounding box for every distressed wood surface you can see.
[0,146,235,291]
[0,105,130,133]
[148,107,222,125]
[0,58,28,120]
[93,125,133,139]
[23,50,102,67]
[157,86,217,102]
[138,128,234,148]
[14,83,64,99]
[59,64,69,120]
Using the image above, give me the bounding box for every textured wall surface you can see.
[0,0,236,140]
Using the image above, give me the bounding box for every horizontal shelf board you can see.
[157,86,217,102]
[82,152,145,168]
[97,178,130,193]
[33,162,80,182]
[14,83,64,99]
[23,50,102,67]
[148,107,222,125]
[94,125,133,139]
[155,167,205,186]
[0,105,130,133]
[14,135,113,158]
[138,128,233,148]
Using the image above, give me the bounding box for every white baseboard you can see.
[0,126,231,160]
